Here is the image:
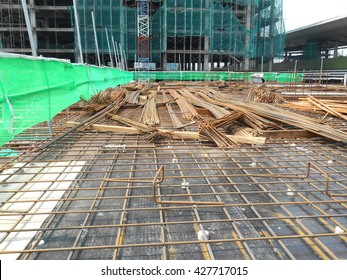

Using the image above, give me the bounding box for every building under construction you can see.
[0,0,285,70]
[0,0,346,264]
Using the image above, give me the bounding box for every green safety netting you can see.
[134,71,303,83]
[76,0,285,67]
[0,55,133,147]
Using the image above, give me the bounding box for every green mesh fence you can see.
[0,55,133,147]
[134,71,303,83]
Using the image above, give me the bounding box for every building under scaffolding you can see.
[0,0,75,61]
[0,0,285,71]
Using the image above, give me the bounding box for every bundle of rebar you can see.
[307,95,347,121]
[209,111,244,128]
[161,90,170,103]
[195,88,347,143]
[179,88,229,118]
[281,98,347,116]
[233,127,260,137]
[245,87,285,104]
[140,92,160,126]
[89,87,126,105]
[144,130,173,143]
[166,102,184,128]
[241,101,347,143]
[199,123,239,147]
[124,90,142,104]
[168,90,202,120]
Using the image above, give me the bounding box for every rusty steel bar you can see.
[0,232,346,256]
[0,213,346,235]
[1,199,347,217]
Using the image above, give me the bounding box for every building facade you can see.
[0,0,285,71]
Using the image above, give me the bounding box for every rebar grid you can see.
[0,130,346,260]
[1,87,347,261]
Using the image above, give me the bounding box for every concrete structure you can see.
[0,0,74,61]
[0,0,285,71]
[270,16,347,83]
[284,15,347,62]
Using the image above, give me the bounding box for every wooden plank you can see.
[262,129,316,139]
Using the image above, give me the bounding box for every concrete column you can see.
[21,0,37,56]
[203,1,210,71]
[203,37,209,71]
[268,0,275,72]
[28,0,37,50]
[334,42,339,58]
[162,52,167,70]
[198,38,202,71]
[244,3,251,71]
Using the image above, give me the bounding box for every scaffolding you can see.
[0,0,75,60]
[75,0,285,71]
[0,0,29,52]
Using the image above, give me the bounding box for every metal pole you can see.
[20,0,37,56]
[73,0,84,63]
[47,121,53,136]
[115,41,121,70]
[122,46,128,71]
[294,60,298,74]
[111,36,119,69]
[91,11,101,67]
[261,56,264,73]
[319,57,324,86]
[118,42,125,70]
[105,28,114,67]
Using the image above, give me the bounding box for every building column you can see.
[162,52,167,70]
[334,42,338,58]
[203,37,209,71]
[29,0,37,51]
[244,3,251,71]
[203,1,210,71]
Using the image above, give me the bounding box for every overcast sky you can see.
[283,0,347,31]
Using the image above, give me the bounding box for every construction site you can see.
[0,0,347,262]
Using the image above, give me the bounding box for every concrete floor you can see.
[0,84,346,260]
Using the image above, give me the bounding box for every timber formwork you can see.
[0,83,346,260]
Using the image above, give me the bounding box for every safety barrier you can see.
[133,71,303,83]
[0,54,133,147]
